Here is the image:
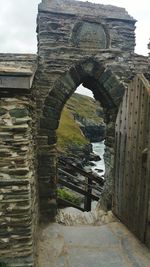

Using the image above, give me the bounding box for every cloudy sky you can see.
[0,0,149,55]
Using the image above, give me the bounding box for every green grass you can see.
[57,188,82,206]
[67,93,103,124]
[57,93,103,152]
[57,106,89,152]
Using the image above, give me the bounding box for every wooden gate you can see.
[113,74,150,246]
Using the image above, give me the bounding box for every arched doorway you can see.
[38,58,125,221]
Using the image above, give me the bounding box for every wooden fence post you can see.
[84,177,92,211]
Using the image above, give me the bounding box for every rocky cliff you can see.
[66,93,106,143]
[57,92,105,166]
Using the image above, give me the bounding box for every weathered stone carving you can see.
[72,22,108,49]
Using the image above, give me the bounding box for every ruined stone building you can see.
[0,0,149,266]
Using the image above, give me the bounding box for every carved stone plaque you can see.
[72,22,107,49]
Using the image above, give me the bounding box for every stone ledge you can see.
[0,67,33,77]
[0,53,37,91]
[39,0,135,22]
[0,179,29,186]
[0,75,33,90]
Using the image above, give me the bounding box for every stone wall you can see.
[0,55,38,267]
[36,1,150,221]
[36,58,126,219]
[0,1,149,265]
[36,0,138,219]
[36,0,137,113]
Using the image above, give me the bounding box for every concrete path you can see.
[37,222,150,267]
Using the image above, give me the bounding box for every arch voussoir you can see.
[38,58,126,221]
[69,66,82,86]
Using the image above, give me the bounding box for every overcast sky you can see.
[0,0,149,56]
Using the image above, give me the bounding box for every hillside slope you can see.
[57,106,88,152]
[57,93,106,152]
[66,93,104,125]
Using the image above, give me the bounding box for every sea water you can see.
[91,141,105,176]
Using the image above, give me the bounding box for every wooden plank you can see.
[114,74,150,246]
[58,178,99,201]
[121,85,129,225]
[132,79,146,238]
[128,76,140,231]
[132,77,143,235]
[126,79,137,227]
[113,100,123,215]
[137,81,149,241]
[58,168,103,192]
[118,87,127,220]
[84,177,92,211]
[58,168,80,182]
[145,96,150,247]
[59,159,104,185]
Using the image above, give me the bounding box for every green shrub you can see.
[0,263,7,267]
[57,188,82,206]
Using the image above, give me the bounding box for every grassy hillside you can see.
[57,106,88,152]
[67,93,103,124]
[57,93,104,152]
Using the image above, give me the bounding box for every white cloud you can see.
[0,0,149,55]
[76,84,93,97]
[79,0,150,55]
[0,0,40,53]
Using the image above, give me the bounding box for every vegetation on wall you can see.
[57,188,82,206]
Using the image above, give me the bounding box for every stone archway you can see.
[38,58,125,221]
[37,0,137,222]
